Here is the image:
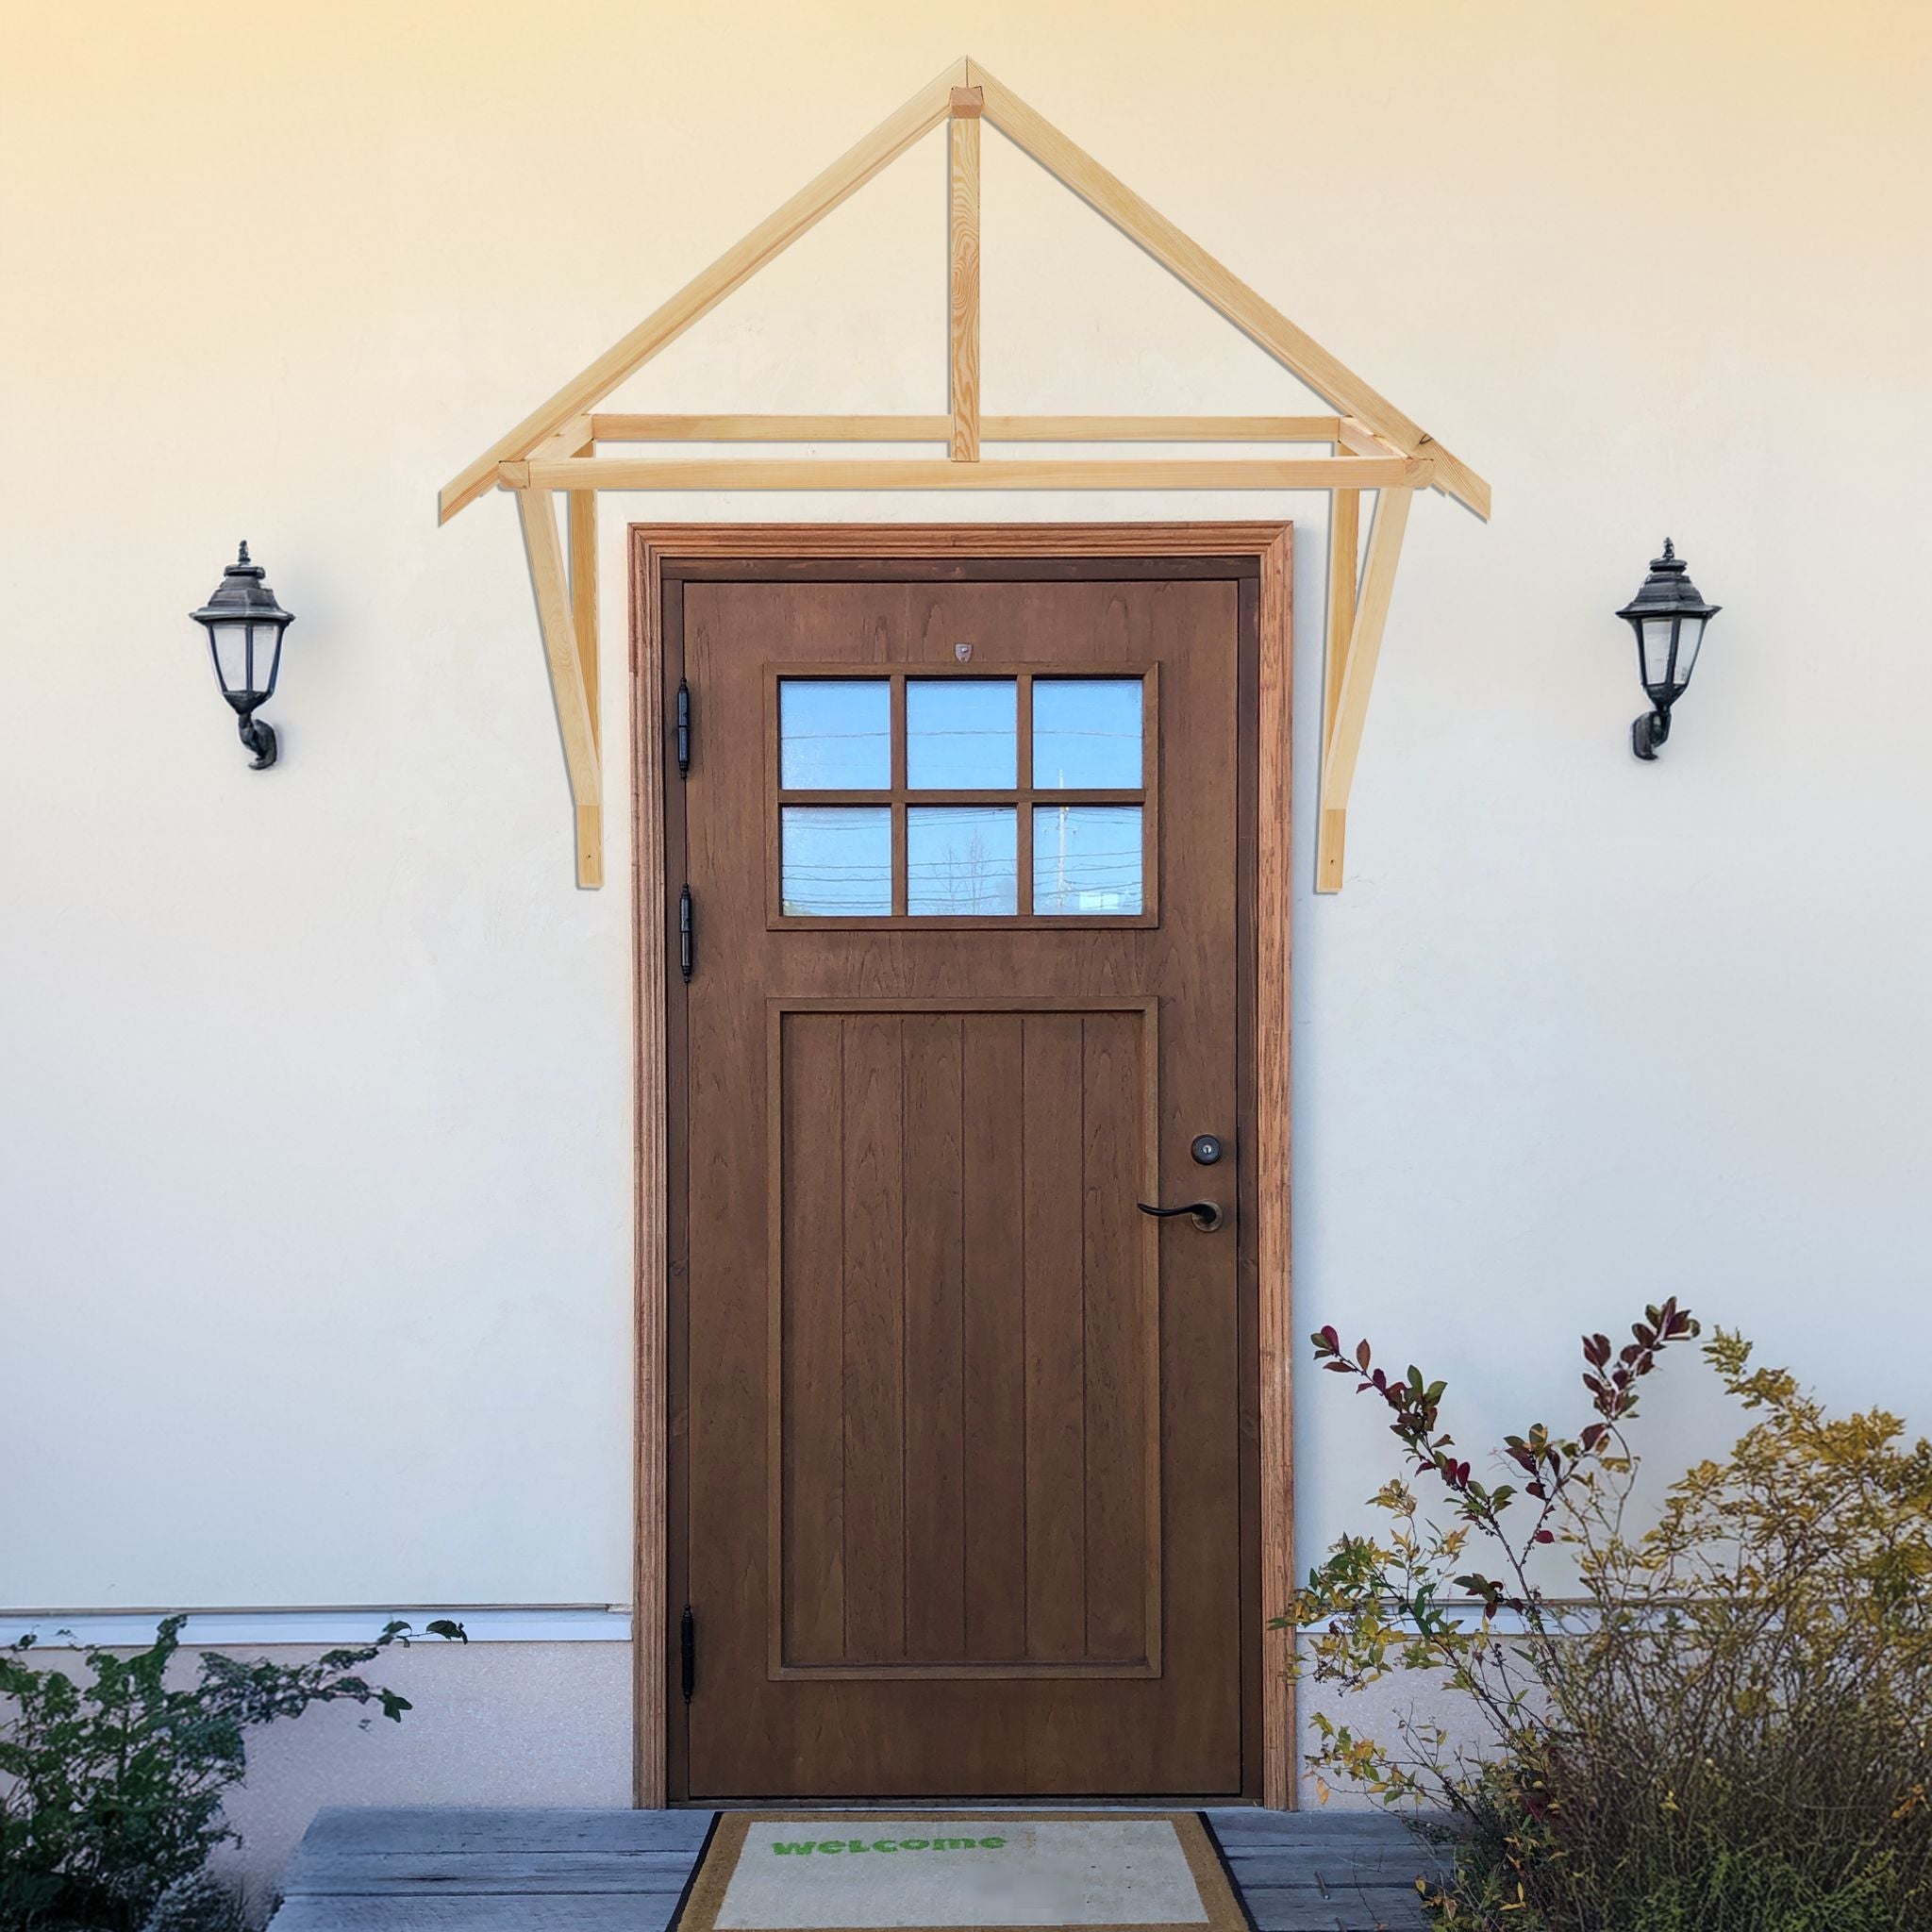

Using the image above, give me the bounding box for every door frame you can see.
[628,523,1295,1807]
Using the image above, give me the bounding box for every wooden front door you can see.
[665,546,1258,1801]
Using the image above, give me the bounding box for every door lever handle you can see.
[1138,1199,1224,1233]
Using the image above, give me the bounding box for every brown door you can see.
[665,546,1258,1800]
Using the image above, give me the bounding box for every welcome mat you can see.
[677,1812,1248,1932]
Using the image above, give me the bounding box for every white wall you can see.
[4,0,1930,1629]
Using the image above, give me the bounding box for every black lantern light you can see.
[1616,538,1719,760]
[190,542,294,768]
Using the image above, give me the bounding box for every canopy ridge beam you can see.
[1319,487,1415,886]
[949,89,982,460]
[438,58,970,523]
[515,488,603,888]
[966,58,1489,521]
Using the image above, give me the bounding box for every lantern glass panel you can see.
[1673,613,1707,686]
[207,621,255,697]
[1639,616,1678,693]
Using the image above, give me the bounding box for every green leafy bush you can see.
[1290,1304,1932,1931]
[0,1614,465,1932]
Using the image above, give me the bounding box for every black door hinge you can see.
[678,885,693,982]
[675,678,691,779]
[680,1605,696,1703]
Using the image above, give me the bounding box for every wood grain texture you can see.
[296,1810,715,1853]
[674,566,1242,1796]
[631,524,1293,1806]
[949,112,981,461]
[591,414,1343,442]
[438,59,969,522]
[968,59,1487,521]
[630,539,672,1806]
[514,488,602,888]
[271,1904,681,1932]
[1255,523,1295,1807]
[765,1000,1161,1678]
[267,1807,1436,1932]
[1316,491,1359,893]
[568,437,599,757]
[1321,488,1413,812]
[521,455,1425,491]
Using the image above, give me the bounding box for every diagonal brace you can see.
[1317,488,1414,882]
[515,488,604,888]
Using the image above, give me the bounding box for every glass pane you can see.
[907,807,1017,917]
[1674,614,1706,684]
[1033,806,1143,915]
[779,678,891,790]
[907,678,1017,789]
[208,620,252,696]
[1639,617,1676,691]
[1032,678,1143,789]
[781,807,891,916]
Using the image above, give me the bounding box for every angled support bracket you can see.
[1316,487,1414,892]
[515,487,604,888]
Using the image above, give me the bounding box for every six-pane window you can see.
[775,671,1152,922]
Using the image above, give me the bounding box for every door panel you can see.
[669,563,1256,1800]
[770,999,1158,1677]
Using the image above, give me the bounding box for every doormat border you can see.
[675,1810,1249,1932]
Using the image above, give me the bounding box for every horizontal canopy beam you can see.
[589,413,1348,442]
[502,454,1430,491]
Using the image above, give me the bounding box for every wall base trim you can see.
[2,1607,633,1648]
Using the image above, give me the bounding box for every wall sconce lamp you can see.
[1616,539,1720,760]
[190,543,294,769]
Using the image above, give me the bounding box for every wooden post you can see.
[515,488,603,889]
[949,88,983,461]
[568,436,599,758]
[1315,488,1360,891]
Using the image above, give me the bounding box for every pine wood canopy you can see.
[440,57,1491,891]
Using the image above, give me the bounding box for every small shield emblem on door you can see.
[955,641,973,662]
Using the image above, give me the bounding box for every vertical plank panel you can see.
[962,1012,1026,1659]
[1079,1009,1146,1660]
[1023,1012,1088,1661]
[902,1012,967,1660]
[841,1012,908,1660]
[778,1012,847,1666]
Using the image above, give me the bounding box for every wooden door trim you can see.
[629,522,1294,1807]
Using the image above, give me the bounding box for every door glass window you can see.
[1033,805,1144,914]
[780,806,892,917]
[907,678,1017,789]
[1032,678,1142,790]
[907,806,1019,916]
[779,678,891,790]
[772,669,1153,923]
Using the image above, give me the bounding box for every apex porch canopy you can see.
[439,57,1491,891]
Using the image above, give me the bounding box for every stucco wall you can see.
[3,0,1929,1728]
